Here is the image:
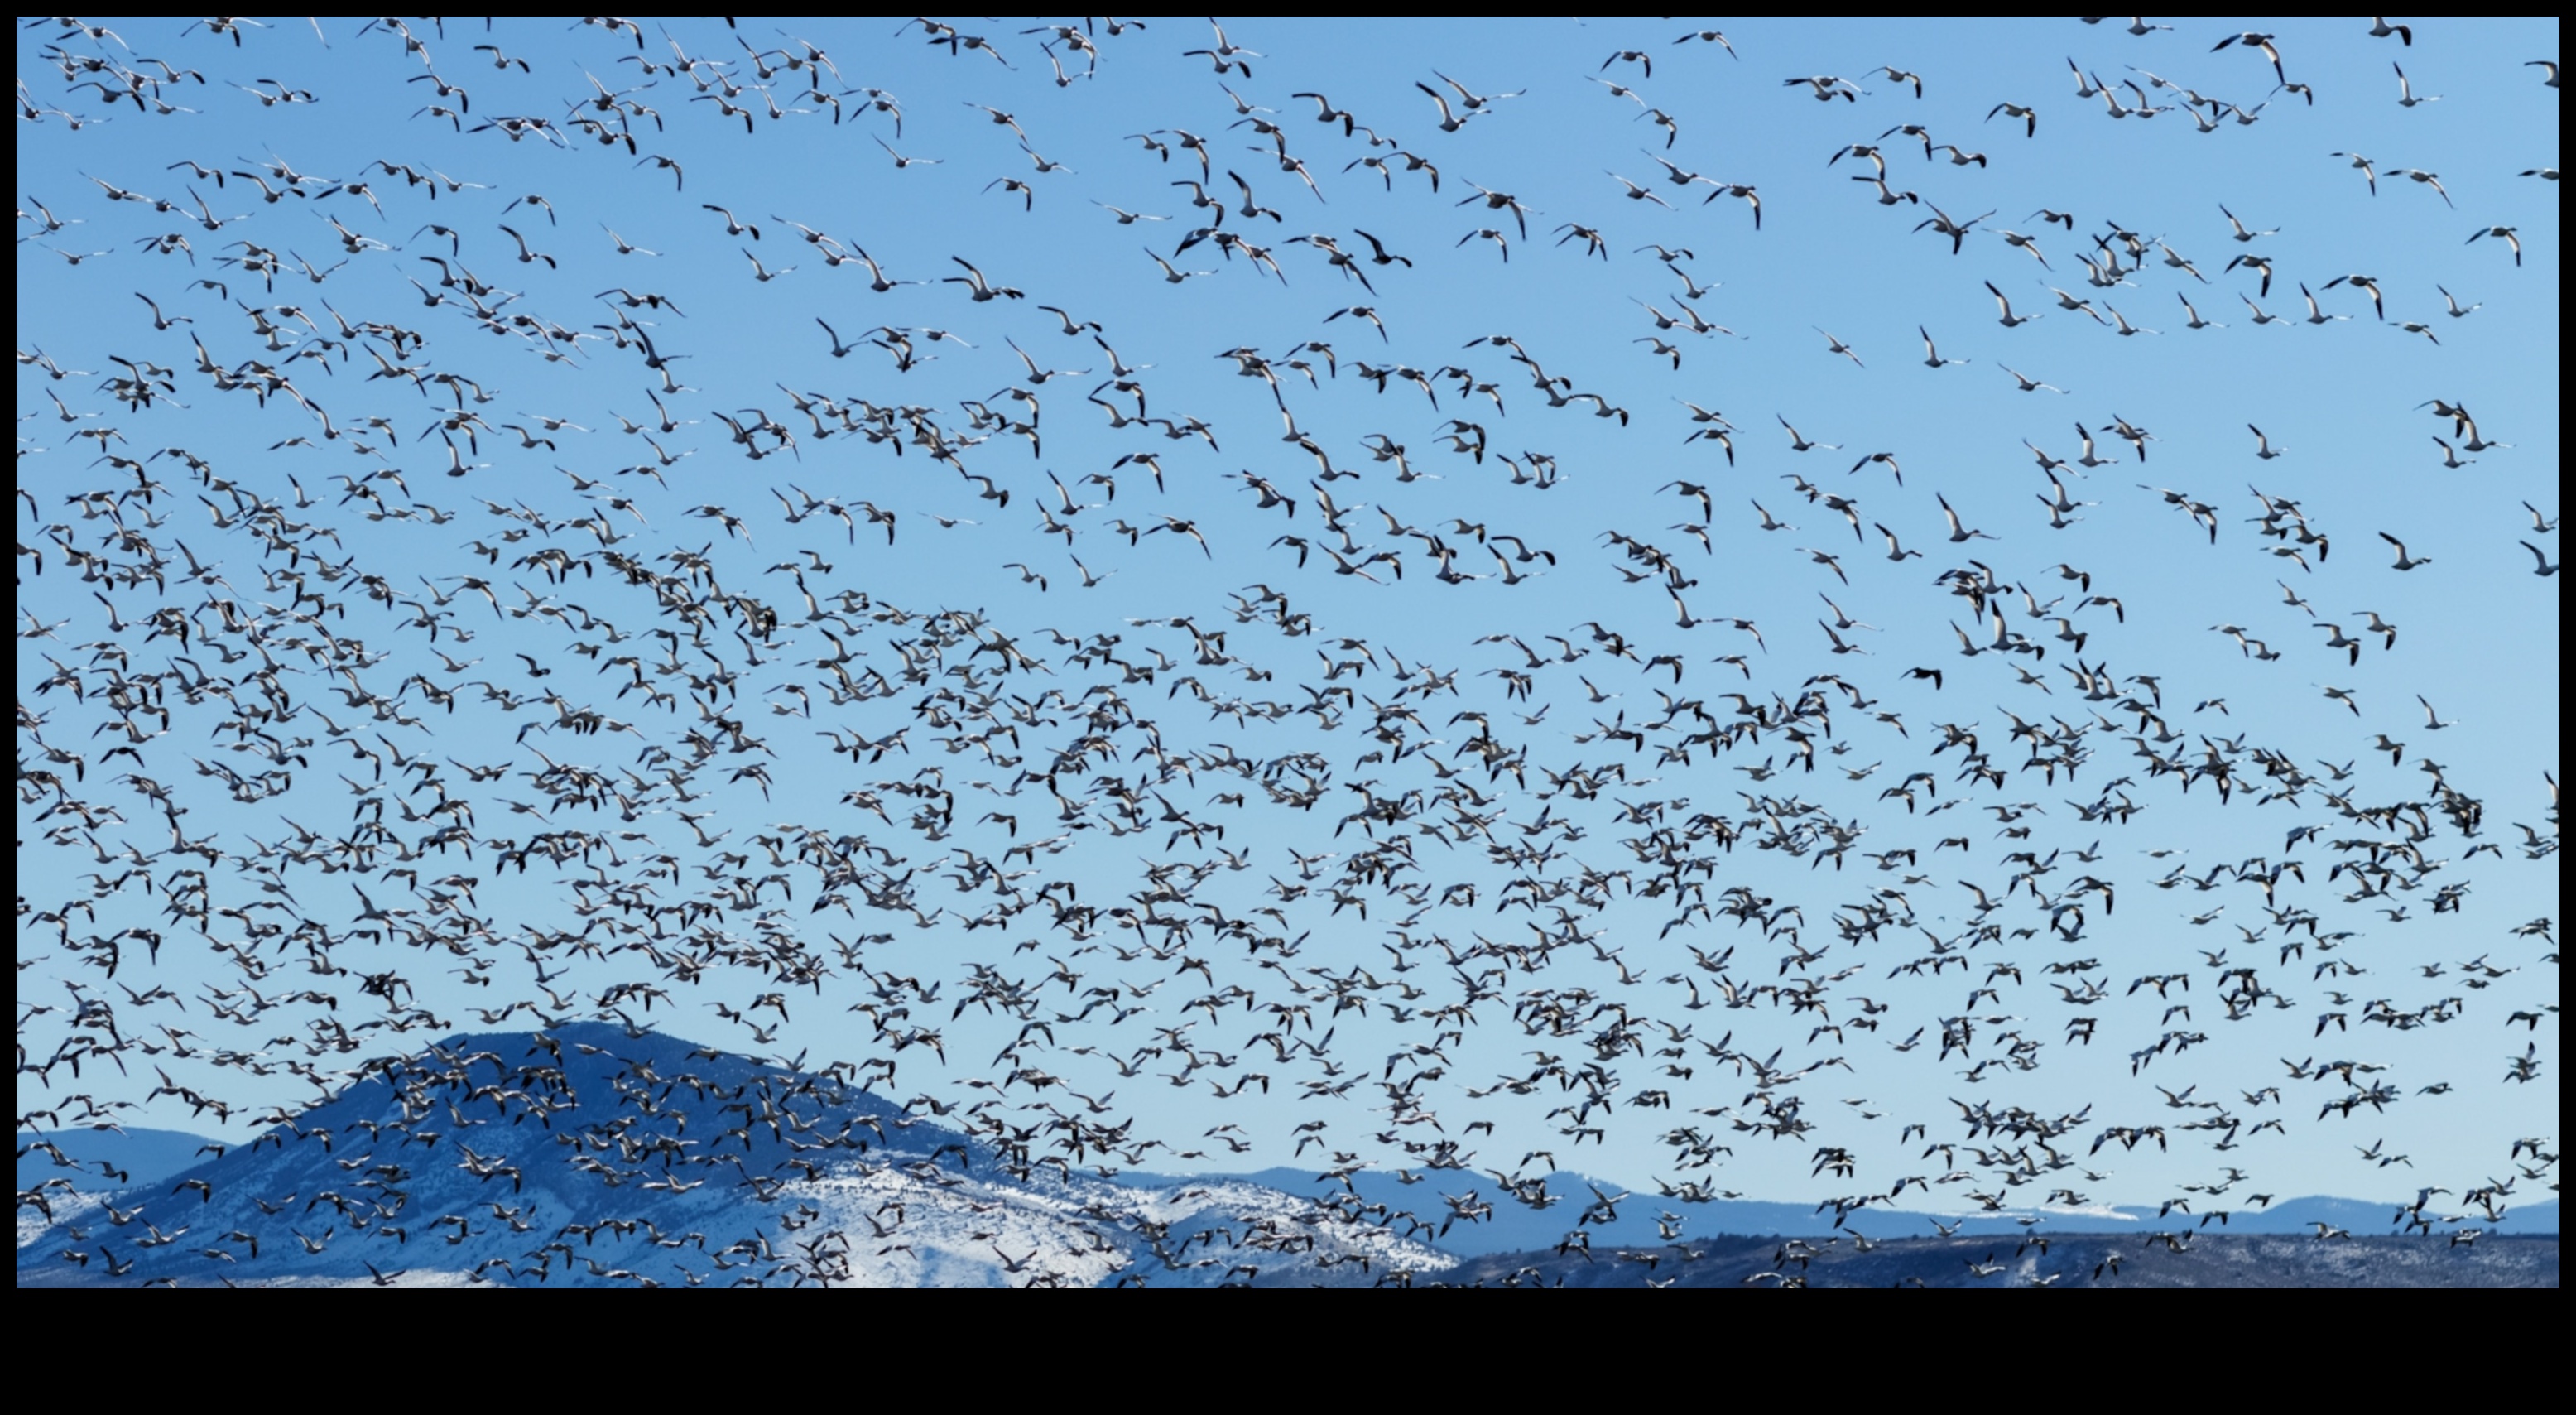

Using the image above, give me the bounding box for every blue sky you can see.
[15,16,2559,1217]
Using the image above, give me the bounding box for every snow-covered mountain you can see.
[26,1032,2543,1286]
[1162,1166,2557,1254]
[15,1023,1449,1287]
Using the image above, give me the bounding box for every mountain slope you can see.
[15,1023,1447,1287]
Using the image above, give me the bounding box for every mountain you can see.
[17,1127,219,1195]
[20,1103,2555,1278]
[14,1024,1448,1287]
[1141,1168,2557,1253]
[25,1092,2554,1283]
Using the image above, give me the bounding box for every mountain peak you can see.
[18,1025,1449,1287]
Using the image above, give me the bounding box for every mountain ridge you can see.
[17,1023,1449,1287]
[27,1029,2545,1283]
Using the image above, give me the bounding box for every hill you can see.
[1170,1166,2557,1254]
[16,1023,1446,1287]
[26,1097,2551,1282]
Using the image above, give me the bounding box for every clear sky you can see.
[15,16,2560,1219]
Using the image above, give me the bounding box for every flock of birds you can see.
[13,15,2563,1287]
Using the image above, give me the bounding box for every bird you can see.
[2219,205,2278,243]
[2465,227,2522,267]
[1144,248,1214,284]
[2377,532,2433,570]
[1851,451,1905,485]
[1936,494,1997,543]
[2395,169,2455,209]
[1987,103,2038,138]
[944,256,1026,301]
[2392,63,2441,108]
[873,136,941,169]
[2211,31,2289,86]
[1918,327,1969,369]
[1785,75,1864,103]
[1414,83,1478,132]
[1995,231,2051,270]
[2322,274,2387,321]
[1777,416,1841,453]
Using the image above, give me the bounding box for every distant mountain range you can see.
[1435,1232,2559,1288]
[1137,1166,2558,1254]
[17,1127,218,1196]
[16,1024,2552,1286]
